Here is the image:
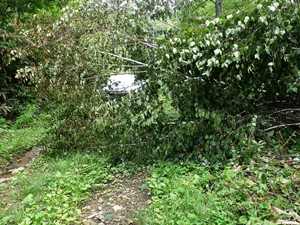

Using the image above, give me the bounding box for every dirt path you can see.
[81,172,150,225]
[0,146,43,183]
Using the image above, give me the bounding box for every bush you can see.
[153,0,300,115]
[126,0,300,162]
[0,0,71,117]
[23,1,157,157]
[27,0,300,163]
[118,0,300,162]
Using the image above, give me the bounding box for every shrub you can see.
[25,0,299,163]
[22,1,157,156]
[0,0,71,117]
[152,0,300,115]
[119,0,300,162]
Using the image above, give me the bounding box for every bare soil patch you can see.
[81,172,150,225]
[0,146,43,183]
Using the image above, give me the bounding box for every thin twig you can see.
[264,122,300,132]
[271,108,300,115]
[99,51,148,66]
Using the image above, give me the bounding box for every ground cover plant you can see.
[0,105,49,167]
[0,153,112,225]
[140,157,300,225]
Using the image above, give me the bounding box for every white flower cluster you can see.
[205,18,220,27]
[53,6,78,30]
[15,66,35,81]
[268,1,279,12]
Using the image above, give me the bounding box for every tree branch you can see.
[99,51,148,66]
[264,122,300,132]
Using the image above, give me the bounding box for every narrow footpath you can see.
[0,146,43,184]
[81,172,150,225]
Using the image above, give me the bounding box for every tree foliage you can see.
[17,0,300,163]
[0,0,70,117]
[154,0,300,115]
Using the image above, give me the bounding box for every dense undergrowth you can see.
[28,0,299,164]
[0,0,299,224]
[140,158,299,225]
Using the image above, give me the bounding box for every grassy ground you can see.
[0,105,49,167]
[1,151,299,225]
[0,106,131,225]
[139,156,300,225]
[0,108,299,225]
[0,153,112,225]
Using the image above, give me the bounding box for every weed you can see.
[0,153,112,225]
[139,159,300,225]
[0,105,49,167]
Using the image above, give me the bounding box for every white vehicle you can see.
[103,73,144,96]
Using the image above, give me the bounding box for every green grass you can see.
[0,128,46,161]
[0,105,49,167]
[0,152,112,225]
[139,158,300,225]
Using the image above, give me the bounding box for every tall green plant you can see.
[0,0,70,117]
[152,0,300,116]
